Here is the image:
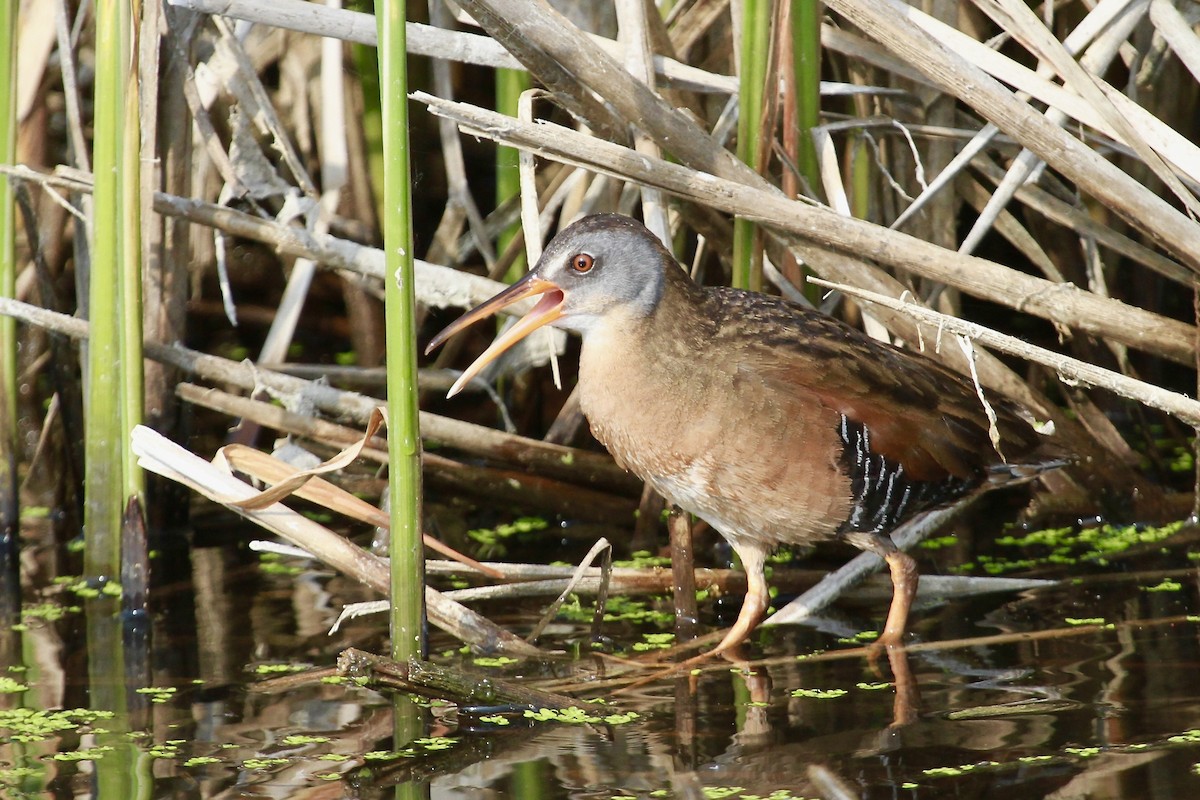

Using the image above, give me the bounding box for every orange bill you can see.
[425,272,564,397]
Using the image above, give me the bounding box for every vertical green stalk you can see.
[733,0,771,292]
[495,68,528,281]
[87,0,142,573]
[376,0,423,663]
[120,14,143,507]
[0,0,17,544]
[851,132,870,219]
[792,0,822,192]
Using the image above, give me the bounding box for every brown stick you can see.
[178,382,639,523]
[338,647,582,709]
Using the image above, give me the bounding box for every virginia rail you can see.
[428,214,1063,655]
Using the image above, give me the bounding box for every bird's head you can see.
[426,214,671,396]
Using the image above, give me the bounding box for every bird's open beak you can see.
[425,271,565,397]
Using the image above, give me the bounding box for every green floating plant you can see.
[524,707,640,725]
[136,686,178,704]
[467,516,549,558]
[0,677,27,693]
[1142,579,1182,592]
[479,714,511,726]
[0,708,114,742]
[52,746,114,762]
[632,632,675,652]
[253,663,308,675]
[981,520,1189,573]
[614,550,672,569]
[473,656,519,668]
[282,734,330,746]
[790,688,848,699]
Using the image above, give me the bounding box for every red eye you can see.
[570,253,594,273]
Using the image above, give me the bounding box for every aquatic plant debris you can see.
[632,632,675,651]
[1142,578,1183,592]
[0,677,28,693]
[973,520,1189,573]
[135,686,178,704]
[790,688,848,699]
[253,663,308,674]
[468,516,548,557]
[0,708,114,742]
[524,707,640,725]
[473,656,519,667]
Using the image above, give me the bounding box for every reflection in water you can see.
[7,519,1200,799]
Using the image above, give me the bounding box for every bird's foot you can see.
[614,638,755,694]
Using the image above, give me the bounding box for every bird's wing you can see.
[710,291,1041,483]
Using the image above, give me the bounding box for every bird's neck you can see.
[575,266,713,456]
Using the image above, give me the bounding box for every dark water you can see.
[5,513,1200,799]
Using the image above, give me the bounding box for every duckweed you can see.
[0,708,115,742]
[524,707,640,725]
[1142,578,1182,592]
[136,686,178,704]
[473,656,519,667]
[558,594,673,626]
[479,714,511,725]
[253,663,307,675]
[790,688,848,699]
[52,746,114,761]
[282,734,330,746]
[1064,746,1101,757]
[614,549,672,568]
[468,516,548,557]
[21,603,80,622]
[982,520,1189,573]
[632,632,675,652]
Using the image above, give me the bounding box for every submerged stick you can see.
[338,647,580,709]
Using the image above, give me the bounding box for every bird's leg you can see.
[879,549,919,646]
[708,541,770,657]
[616,540,771,690]
[843,532,919,647]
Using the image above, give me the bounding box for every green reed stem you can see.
[87,0,142,574]
[495,67,529,280]
[792,0,822,193]
[733,0,771,292]
[376,0,424,662]
[0,0,17,537]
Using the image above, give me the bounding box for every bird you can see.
[426,214,1064,657]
